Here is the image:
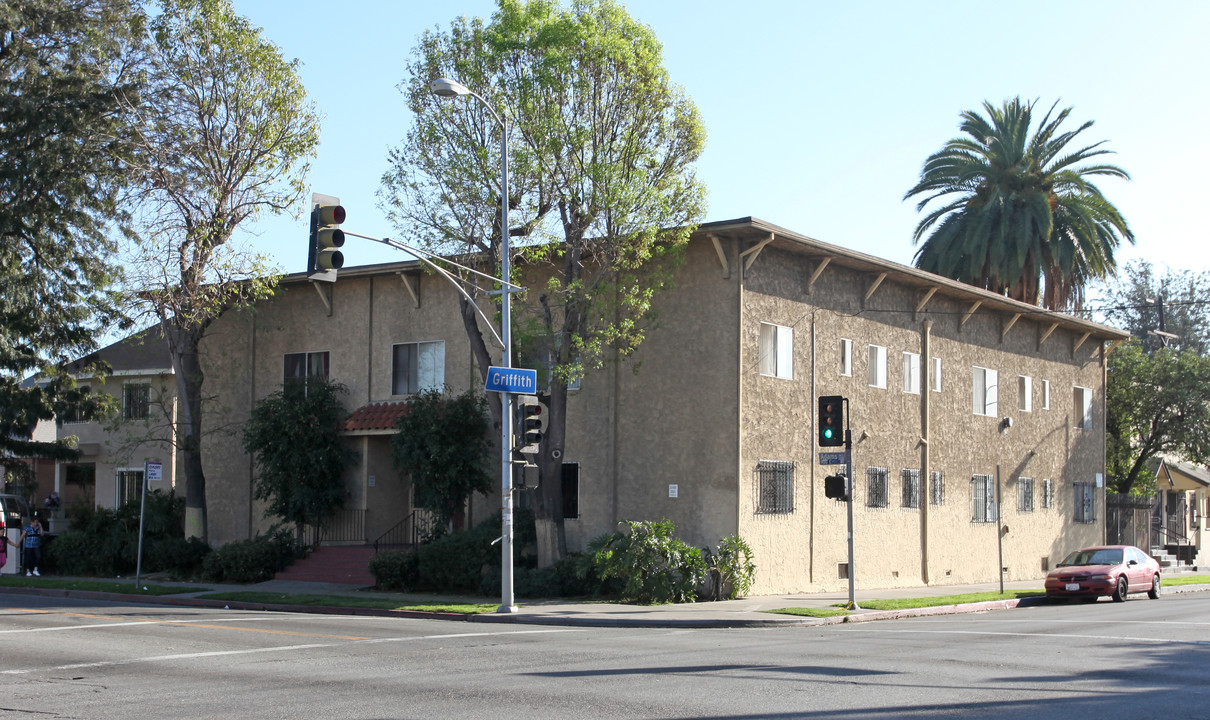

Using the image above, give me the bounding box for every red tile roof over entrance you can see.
[343,401,409,432]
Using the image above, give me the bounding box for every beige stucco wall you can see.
[733,242,1105,594]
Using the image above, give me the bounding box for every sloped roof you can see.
[64,327,173,377]
[342,401,409,435]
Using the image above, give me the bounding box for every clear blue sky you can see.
[234,0,1210,283]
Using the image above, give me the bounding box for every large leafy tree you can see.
[906,97,1134,311]
[243,377,348,545]
[382,0,706,566]
[1106,340,1210,494]
[123,0,321,541]
[1095,260,1210,356]
[391,388,493,531]
[0,0,145,461]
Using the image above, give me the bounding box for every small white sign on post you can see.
[146,462,164,483]
[668,484,678,498]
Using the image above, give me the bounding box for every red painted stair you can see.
[274,545,376,586]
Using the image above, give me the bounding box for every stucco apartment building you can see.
[47,217,1128,595]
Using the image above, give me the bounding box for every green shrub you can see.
[705,535,757,600]
[201,527,296,584]
[369,549,420,591]
[45,490,207,578]
[588,519,707,604]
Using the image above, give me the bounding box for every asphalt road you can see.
[2,593,1208,719]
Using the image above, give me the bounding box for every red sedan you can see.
[1045,545,1161,602]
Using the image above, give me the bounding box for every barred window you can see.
[123,383,151,420]
[972,474,996,523]
[756,460,794,514]
[1018,477,1035,513]
[1074,482,1095,523]
[1042,478,1053,509]
[866,467,888,508]
[901,469,920,509]
[930,470,945,506]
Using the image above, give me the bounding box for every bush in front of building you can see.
[200,526,297,584]
[46,490,208,578]
[370,508,537,594]
[585,519,708,604]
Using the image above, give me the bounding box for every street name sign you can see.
[484,366,538,394]
[819,451,847,466]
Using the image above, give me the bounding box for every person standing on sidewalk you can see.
[18,514,43,577]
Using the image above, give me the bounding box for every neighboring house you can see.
[46,331,180,514]
[1137,459,1210,566]
[183,216,1127,595]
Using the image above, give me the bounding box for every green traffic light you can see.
[823,428,834,440]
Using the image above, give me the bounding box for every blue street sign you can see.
[484,366,538,394]
[819,451,847,466]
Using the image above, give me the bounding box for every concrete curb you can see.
[1,583,1204,629]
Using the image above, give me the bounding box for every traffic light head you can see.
[818,394,845,447]
[308,194,345,276]
[514,394,545,456]
[824,474,849,502]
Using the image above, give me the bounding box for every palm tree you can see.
[905,98,1134,311]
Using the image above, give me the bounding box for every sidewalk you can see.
[6,576,1204,628]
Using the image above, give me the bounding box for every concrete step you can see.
[275,545,376,586]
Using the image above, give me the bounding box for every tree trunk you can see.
[168,324,208,543]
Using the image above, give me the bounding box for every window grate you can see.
[930,470,945,506]
[1018,477,1035,513]
[866,467,888,508]
[755,460,794,514]
[972,474,995,523]
[1074,482,1095,523]
[901,469,920,509]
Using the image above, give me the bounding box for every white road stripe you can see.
[0,628,581,675]
[842,627,1210,645]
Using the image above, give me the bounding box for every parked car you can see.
[1045,545,1161,602]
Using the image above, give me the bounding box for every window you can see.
[1018,376,1032,412]
[63,385,91,424]
[972,366,998,416]
[116,469,144,508]
[759,323,793,379]
[284,351,329,391]
[931,357,942,392]
[392,341,445,395]
[972,474,995,523]
[123,383,151,420]
[868,345,887,389]
[866,466,888,508]
[901,468,920,509]
[840,339,853,377]
[1073,386,1093,430]
[1018,477,1035,513]
[561,463,579,519]
[1042,380,1051,410]
[1074,482,1095,523]
[902,352,920,394]
[1042,478,1053,509]
[755,460,794,514]
[930,470,945,506]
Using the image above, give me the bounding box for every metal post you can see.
[996,464,1004,594]
[498,116,518,614]
[135,460,149,587]
[845,401,858,610]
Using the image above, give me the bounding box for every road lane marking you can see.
[2,608,369,640]
[842,627,1210,645]
[0,628,581,675]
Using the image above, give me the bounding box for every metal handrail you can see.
[372,510,437,553]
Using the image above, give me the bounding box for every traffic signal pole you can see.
[844,399,859,610]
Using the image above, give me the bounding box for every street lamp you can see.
[430,77,518,613]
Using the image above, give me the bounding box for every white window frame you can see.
[931,357,942,393]
[759,323,794,380]
[972,366,998,417]
[392,340,446,395]
[1018,375,1032,413]
[1073,386,1093,430]
[840,338,852,377]
[868,345,887,389]
[1042,379,1050,410]
[902,352,920,394]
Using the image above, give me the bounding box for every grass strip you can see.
[196,591,497,614]
[0,577,204,596]
[1161,574,1210,587]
